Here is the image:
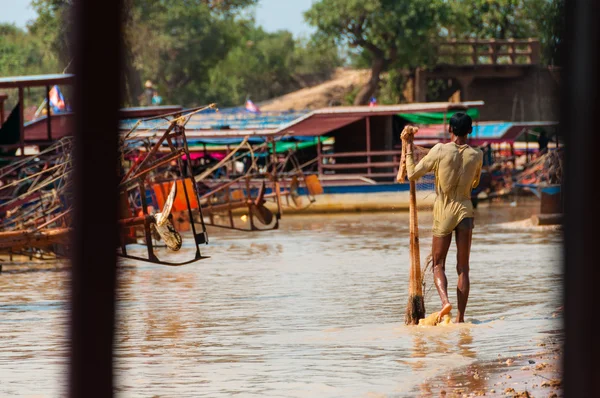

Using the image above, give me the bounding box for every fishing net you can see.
[514,148,563,186]
[405,144,437,307]
[0,137,73,259]
[411,145,437,208]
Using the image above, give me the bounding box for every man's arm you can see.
[472,152,484,188]
[406,144,440,181]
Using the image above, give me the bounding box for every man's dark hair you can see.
[449,112,473,137]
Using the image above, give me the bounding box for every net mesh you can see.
[412,144,436,208]
[402,143,436,302]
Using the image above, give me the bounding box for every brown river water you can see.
[0,200,562,397]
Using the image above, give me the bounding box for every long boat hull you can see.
[276,181,435,214]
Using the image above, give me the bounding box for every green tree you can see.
[447,0,564,65]
[305,0,448,105]
[208,29,341,107]
[18,0,339,108]
[447,0,537,39]
[528,0,564,65]
[208,29,296,106]
[291,36,341,85]
[28,0,259,105]
[126,1,239,106]
[29,0,72,69]
[0,23,61,109]
[0,24,51,76]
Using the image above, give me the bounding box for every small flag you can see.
[49,85,66,113]
[245,99,261,113]
[369,97,377,107]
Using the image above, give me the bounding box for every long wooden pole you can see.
[0,227,71,250]
[398,125,425,325]
[46,85,52,141]
[408,180,423,297]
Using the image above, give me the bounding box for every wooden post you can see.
[511,143,516,168]
[525,132,529,163]
[70,0,122,395]
[316,138,323,176]
[366,116,372,175]
[225,185,233,227]
[245,177,255,230]
[509,39,516,64]
[271,138,283,217]
[226,144,231,178]
[490,39,498,65]
[0,93,6,127]
[529,38,541,65]
[138,180,155,261]
[18,86,25,156]
[46,85,52,141]
[443,111,447,142]
[414,68,427,102]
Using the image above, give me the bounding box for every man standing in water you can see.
[404,113,483,323]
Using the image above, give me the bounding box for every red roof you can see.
[0,74,75,89]
[274,101,484,137]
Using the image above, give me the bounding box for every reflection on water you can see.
[0,201,562,397]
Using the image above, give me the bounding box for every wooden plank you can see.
[18,86,24,156]
[46,85,52,140]
[0,227,70,250]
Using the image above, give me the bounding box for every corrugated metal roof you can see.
[118,101,487,139]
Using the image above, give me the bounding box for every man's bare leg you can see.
[455,219,473,323]
[432,233,453,322]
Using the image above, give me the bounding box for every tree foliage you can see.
[1,0,340,108]
[307,0,564,104]
[1,0,562,109]
[447,0,538,39]
[125,1,243,106]
[29,0,72,68]
[0,23,60,109]
[305,0,448,104]
[208,30,340,107]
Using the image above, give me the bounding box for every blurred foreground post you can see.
[69,0,122,397]
[563,0,600,396]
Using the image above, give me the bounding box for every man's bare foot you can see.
[437,303,452,323]
[455,315,465,323]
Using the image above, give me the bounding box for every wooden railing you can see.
[318,150,402,178]
[437,38,541,66]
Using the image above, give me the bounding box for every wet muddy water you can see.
[0,200,562,397]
